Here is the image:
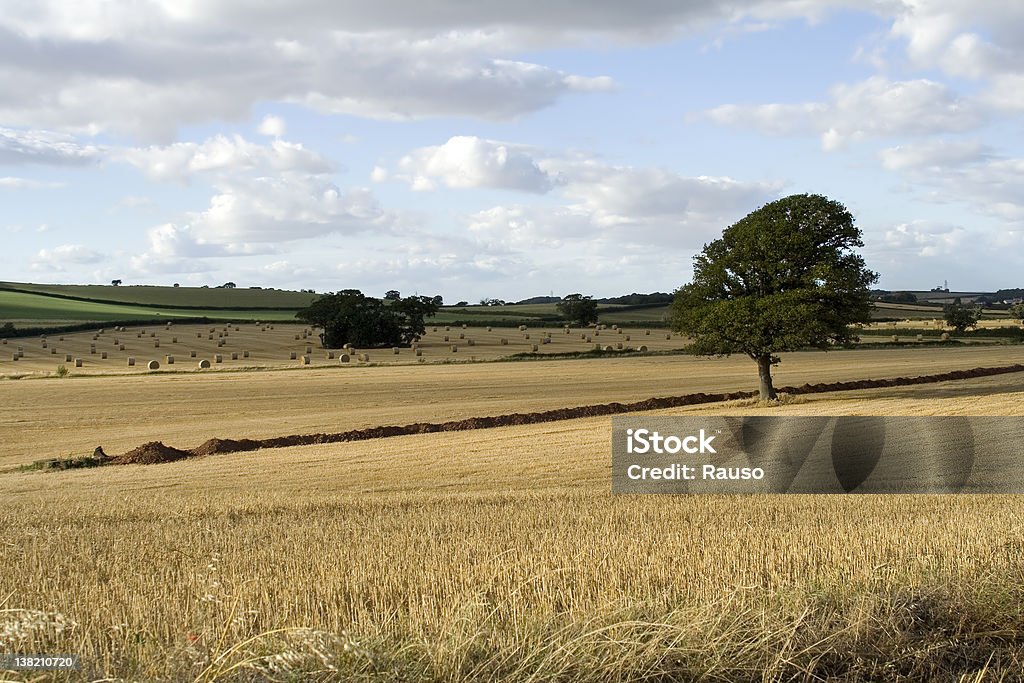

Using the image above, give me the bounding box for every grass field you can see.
[2,372,1023,681]
[2,295,1024,681]
[0,281,318,309]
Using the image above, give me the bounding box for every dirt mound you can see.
[96,362,1024,467]
[113,441,192,465]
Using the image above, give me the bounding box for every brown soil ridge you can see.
[112,363,1024,464]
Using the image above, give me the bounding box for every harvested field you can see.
[2,345,1023,467]
[2,375,1024,681]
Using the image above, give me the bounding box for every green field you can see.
[0,282,318,309]
[0,290,304,325]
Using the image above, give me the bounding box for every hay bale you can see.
[51,348,57,354]
[328,351,335,359]
[289,351,297,360]
[542,337,550,344]
[585,336,592,343]
[339,354,350,363]
[462,324,467,329]
[295,334,301,340]
[305,346,312,354]
[231,352,238,360]
[500,338,509,345]
[459,333,465,339]
[393,347,400,354]
[166,355,174,364]
[518,325,527,331]
[75,358,83,367]
[147,360,159,370]
[665,334,671,340]
[215,354,223,364]
[172,337,177,343]
[486,326,492,332]
[65,354,73,362]
[892,335,899,342]
[916,334,923,341]
[343,343,352,350]
[154,340,160,348]
[941,332,950,341]
[450,344,458,352]
[604,345,614,351]
[445,326,451,331]
[190,350,197,358]
[467,339,475,346]
[10,353,16,361]
[101,351,108,359]
[531,344,539,352]
[443,335,450,342]
[301,355,310,365]
[415,348,422,356]
[198,333,203,338]
[616,342,623,350]
[243,350,249,358]
[119,344,125,351]
[524,333,530,339]
[199,359,211,369]
[639,345,648,352]
[624,335,630,341]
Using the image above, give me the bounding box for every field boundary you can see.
[29,362,1020,468]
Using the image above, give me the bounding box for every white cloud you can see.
[0,127,99,165]
[257,115,286,138]
[32,244,104,271]
[115,134,331,182]
[879,139,990,171]
[395,136,561,193]
[707,76,984,149]
[0,176,63,189]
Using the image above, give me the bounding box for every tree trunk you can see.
[756,354,777,401]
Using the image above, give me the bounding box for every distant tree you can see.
[0,321,15,335]
[173,283,180,287]
[557,293,599,326]
[384,289,401,301]
[431,295,444,307]
[671,194,878,400]
[111,279,122,286]
[943,302,981,333]
[296,290,439,348]
[222,282,237,289]
[1011,303,1024,324]
[455,301,469,307]
[878,291,917,304]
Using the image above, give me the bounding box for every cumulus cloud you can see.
[707,76,984,149]
[0,127,100,165]
[395,136,562,193]
[31,244,104,271]
[257,115,286,138]
[115,134,331,182]
[878,139,991,171]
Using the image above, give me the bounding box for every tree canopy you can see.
[671,193,878,400]
[295,289,439,348]
[557,293,599,326]
[943,302,981,333]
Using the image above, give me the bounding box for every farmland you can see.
[2,286,1024,681]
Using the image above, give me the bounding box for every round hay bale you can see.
[916,334,923,341]
[166,355,174,364]
[450,345,458,352]
[445,326,451,331]
[147,360,159,370]
[231,352,238,360]
[415,348,422,356]
[215,354,223,363]
[328,351,335,359]
[305,346,312,354]
[531,344,539,352]
[295,334,301,340]
[616,342,623,349]
[65,354,72,362]
[75,358,83,367]
[624,335,630,341]
[343,343,352,350]
[518,325,527,331]
[289,351,297,360]
[459,333,465,339]
[301,355,310,365]
[339,354,350,363]
[665,334,671,340]
[127,357,135,366]
[198,332,203,338]
[892,335,899,342]
[542,337,550,344]
[154,340,160,348]
[523,333,530,339]
[639,345,648,352]
[119,344,125,351]
[500,338,509,345]
[467,339,475,346]
[243,351,249,358]
[443,335,450,342]
[486,326,492,332]
[171,337,177,343]
[51,348,57,354]
[585,336,592,343]
[101,351,108,359]
[10,353,17,361]
[190,350,196,358]
[604,345,614,352]
[199,359,211,369]
[393,347,400,354]
[941,332,950,341]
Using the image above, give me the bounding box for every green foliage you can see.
[943,302,981,333]
[1010,303,1024,324]
[56,364,69,378]
[556,294,599,326]
[296,290,439,348]
[671,193,878,399]
[876,291,918,304]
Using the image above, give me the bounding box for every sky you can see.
[2,1,1022,301]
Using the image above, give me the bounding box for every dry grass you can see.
[2,375,1024,681]
[2,344,1022,467]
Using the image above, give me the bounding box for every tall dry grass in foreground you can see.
[3,489,1024,681]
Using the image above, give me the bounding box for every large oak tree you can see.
[671,194,878,400]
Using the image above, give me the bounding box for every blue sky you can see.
[2,1,1022,301]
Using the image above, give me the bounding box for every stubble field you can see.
[1,330,1023,681]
